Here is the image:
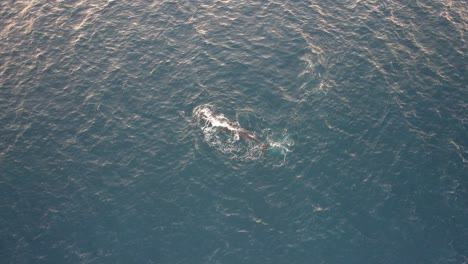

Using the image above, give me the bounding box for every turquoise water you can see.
[1,1,466,263]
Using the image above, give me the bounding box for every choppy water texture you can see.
[1,0,467,263]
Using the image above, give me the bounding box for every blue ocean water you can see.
[1,0,466,263]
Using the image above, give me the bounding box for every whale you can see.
[194,105,270,153]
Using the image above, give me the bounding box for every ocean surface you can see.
[1,0,466,263]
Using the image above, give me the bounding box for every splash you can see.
[263,130,294,165]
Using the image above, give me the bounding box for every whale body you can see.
[194,105,270,153]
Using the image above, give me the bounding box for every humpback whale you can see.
[194,105,270,153]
